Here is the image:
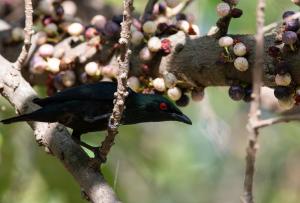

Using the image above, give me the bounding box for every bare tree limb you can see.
[253,114,300,129]
[99,0,134,162]
[242,0,266,203]
[14,0,33,70]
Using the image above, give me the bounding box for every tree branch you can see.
[242,0,266,203]
[166,0,193,17]
[14,0,33,70]
[141,0,157,22]
[253,114,300,129]
[99,0,134,162]
[0,54,121,203]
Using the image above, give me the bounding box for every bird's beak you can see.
[172,113,192,125]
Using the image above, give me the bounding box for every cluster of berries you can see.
[217,36,252,102]
[12,0,204,106]
[268,11,300,110]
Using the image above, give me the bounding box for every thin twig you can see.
[254,115,300,129]
[242,0,265,203]
[141,0,158,23]
[99,0,134,163]
[166,0,194,17]
[14,0,33,70]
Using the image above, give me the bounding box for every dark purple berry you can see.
[243,86,253,102]
[285,19,299,32]
[176,13,187,21]
[53,73,64,91]
[164,25,179,35]
[176,94,190,107]
[158,3,167,14]
[157,23,169,34]
[229,85,245,101]
[231,8,243,18]
[274,86,293,100]
[268,46,281,58]
[275,61,291,75]
[55,5,64,17]
[283,31,297,43]
[104,20,121,39]
[112,15,123,25]
[282,11,295,20]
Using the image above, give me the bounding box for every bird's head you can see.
[124,92,192,125]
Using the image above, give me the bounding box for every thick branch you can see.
[0,55,120,203]
[5,31,299,89]
[130,32,293,88]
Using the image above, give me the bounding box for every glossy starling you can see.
[1,82,192,153]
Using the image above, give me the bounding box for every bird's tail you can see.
[1,114,33,124]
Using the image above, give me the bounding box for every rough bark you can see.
[148,32,286,88]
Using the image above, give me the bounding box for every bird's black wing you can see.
[33,82,119,106]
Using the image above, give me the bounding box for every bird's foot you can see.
[78,141,107,163]
[71,135,106,164]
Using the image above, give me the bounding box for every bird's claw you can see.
[76,141,106,163]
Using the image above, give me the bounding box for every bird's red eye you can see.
[159,102,168,110]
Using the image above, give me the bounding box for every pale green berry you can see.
[45,23,58,36]
[47,57,60,73]
[218,36,233,47]
[131,31,144,46]
[278,97,295,110]
[163,72,177,88]
[143,21,157,34]
[128,76,140,92]
[68,22,84,36]
[275,73,292,86]
[234,57,249,72]
[91,15,107,30]
[12,27,24,42]
[233,42,247,56]
[167,87,182,101]
[62,70,76,87]
[139,47,153,61]
[147,37,162,52]
[38,44,54,58]
[153,78,166,92]
[30,56,47,74]
[216,2,231,17]
[62,1,77,17]
[39,0,54,15]
[85,62,100,76]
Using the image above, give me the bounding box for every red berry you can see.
[161,39,172,54]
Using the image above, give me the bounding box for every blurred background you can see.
[1,0,300,203]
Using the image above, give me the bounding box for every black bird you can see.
[1,82,192,152]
